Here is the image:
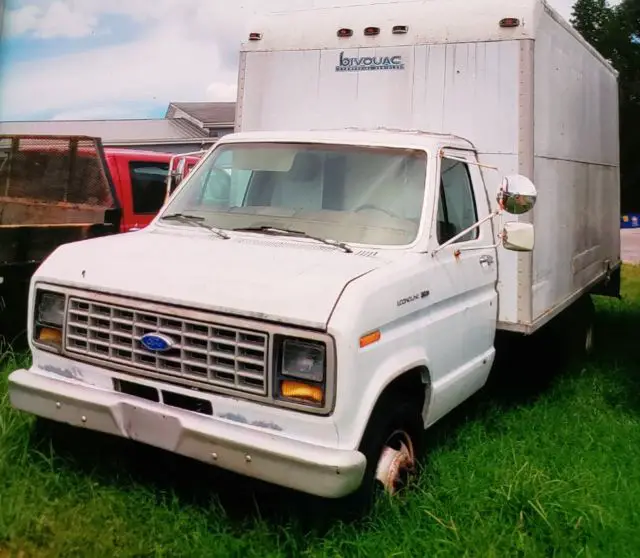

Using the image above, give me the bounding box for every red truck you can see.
[104,148,202,232]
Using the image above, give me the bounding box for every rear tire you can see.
[567,294,596,359]
[581,296,596,356]
[543,294,595,365]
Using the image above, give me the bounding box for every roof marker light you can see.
[364,26,380,36]
[392,25,409,34]
[499,18,520,28]
[337,28,353,38]
[248,32,262,41]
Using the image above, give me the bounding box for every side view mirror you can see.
[496,175,537,215]
[501,221,534,252]
[170,170,183,189]
[431,171,537,257]
[173,159,187,187]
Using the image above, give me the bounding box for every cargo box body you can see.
[236,0,621,332]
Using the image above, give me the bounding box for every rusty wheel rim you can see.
[374,429,416,495]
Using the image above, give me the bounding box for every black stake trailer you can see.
[0,134,121,348]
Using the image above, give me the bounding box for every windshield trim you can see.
[154,140,433,252]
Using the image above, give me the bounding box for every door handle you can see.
[479,255,494,266]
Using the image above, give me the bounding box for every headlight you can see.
[33,289,65,350]
[281,339,325,382]
[277,338,326,407]
[37,291,65,327]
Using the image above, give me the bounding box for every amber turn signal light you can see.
[38,327,62,345]
[280,380,324,404]
[359,329,381,348]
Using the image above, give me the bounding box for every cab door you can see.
[103,154,134,233]
[113,154,171,232]
[425,148,499,425]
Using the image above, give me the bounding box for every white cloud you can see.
[5,1,98,38]
[5,5,42,36]
[206,82,238,103]
[0,0,580,120]
[50,105,146,120]
[0,0,257,119]
[0,21,238,118]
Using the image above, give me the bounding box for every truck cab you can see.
[7,128,535,505]
[104,149,201,233]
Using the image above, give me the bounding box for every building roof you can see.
[0,117,211,146]
[165,102,236,128]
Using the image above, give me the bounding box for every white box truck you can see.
[7,0,621,511]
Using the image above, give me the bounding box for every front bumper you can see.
[8,368,366,498]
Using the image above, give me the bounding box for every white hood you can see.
[33,227,384,329]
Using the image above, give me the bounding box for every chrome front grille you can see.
[64,297,269,395]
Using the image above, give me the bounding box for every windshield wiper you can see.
[161,213,230,240]
[233,226,352,253]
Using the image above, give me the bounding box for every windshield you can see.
[159,142,428,246]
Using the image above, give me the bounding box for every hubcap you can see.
[374,429,416,495]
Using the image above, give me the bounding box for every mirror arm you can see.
[430,210,499,256]
[165,154,181,205]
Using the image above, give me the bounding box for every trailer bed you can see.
[0,135,120,344]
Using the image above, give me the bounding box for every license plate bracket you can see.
[120,403,181,451]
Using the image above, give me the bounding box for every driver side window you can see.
[198,158,251,208]
[436,157,479,244]
[201,168,231,206]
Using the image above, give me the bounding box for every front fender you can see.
[331,343,432,451]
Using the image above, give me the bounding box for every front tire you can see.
[342,394,424,515]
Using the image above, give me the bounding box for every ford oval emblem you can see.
[140,333,175,353]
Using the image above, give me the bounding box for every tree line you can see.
[571,0,640,212]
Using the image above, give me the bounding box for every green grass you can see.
[1,266,640,557]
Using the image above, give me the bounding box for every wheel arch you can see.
[354,364,431,450]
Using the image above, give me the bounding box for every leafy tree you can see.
[571,0,614,49]
[571,0,640,212]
